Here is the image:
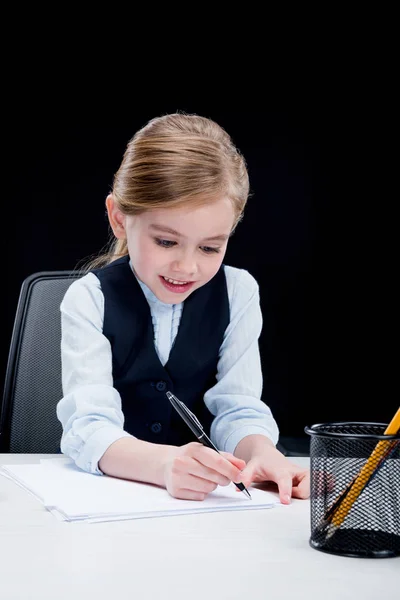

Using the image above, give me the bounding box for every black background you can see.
[4,94,396,439]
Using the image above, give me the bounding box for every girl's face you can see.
[109,196,235,304]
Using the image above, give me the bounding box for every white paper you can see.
[0,458,280,523]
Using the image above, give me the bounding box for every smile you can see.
[159,276,195,294]
[162,276,190,285]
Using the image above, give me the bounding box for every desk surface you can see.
[0,455,398,600]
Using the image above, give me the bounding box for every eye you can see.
[155,238,176,248]
[200,246,220,254]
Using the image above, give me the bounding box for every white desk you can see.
[0,455,398,600]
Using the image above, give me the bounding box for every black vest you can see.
[92,256,230,446]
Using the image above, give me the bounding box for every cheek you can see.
[202,253,225,278]
[139,240,168,271]
[128,236,155,271]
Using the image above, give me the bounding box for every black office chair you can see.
[1,271,81,452]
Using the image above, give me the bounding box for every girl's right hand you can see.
[163,442,246,500]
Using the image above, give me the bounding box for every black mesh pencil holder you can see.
[304,422,400,558]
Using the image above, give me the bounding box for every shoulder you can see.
[223,264,259,299]
[61,272,103,312]
[223,265,260,317]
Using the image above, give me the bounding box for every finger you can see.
[171,454,230,486]
[169,485,207,501]
[191,446,244,483]
[237,462,257,488]
[176,490,207,501]
[175,473,219,496]
[292,471,310,499]
[219,452,247,471]
[184,458,231,486]
[276,474,293,504]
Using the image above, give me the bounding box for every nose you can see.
[171,250,198,278]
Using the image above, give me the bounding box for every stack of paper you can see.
[0,458,280,523]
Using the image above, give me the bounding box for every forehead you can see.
[138,197,235,235]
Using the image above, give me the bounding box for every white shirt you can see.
[57,264,279,474]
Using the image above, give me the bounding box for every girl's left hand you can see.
[239,444,310,504]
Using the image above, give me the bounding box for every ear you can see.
[106,194,126,239]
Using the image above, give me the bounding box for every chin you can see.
[160,286,196,304]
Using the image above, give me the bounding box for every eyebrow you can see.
[148,224,229,242]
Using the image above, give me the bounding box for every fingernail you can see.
[284,494,291,504]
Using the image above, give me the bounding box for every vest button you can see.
[155,381,167,392]
[150,422,162,434]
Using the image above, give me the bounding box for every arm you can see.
[204,266,279,452]
[98,437,176,486]
[58,273,178,484]
[57,274,142,472]
[204,267,309,501]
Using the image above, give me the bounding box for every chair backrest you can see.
[1,271,82,452]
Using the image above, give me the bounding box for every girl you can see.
[57,113,309,503]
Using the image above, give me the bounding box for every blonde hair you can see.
[83,113,250,270]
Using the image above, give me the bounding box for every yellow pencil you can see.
[325,407,400,539]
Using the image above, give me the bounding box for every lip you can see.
[159,275,195,294]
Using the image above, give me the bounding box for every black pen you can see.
[166,391,252,499]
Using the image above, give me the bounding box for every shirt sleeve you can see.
[204,266,280,454]
[56,273,133,475]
